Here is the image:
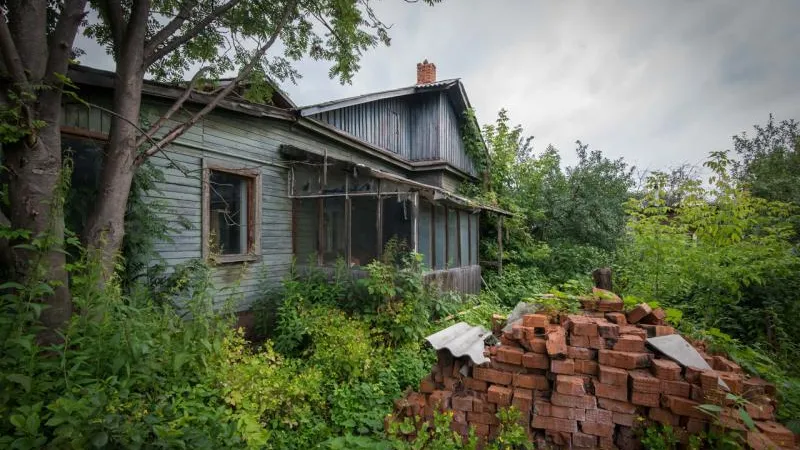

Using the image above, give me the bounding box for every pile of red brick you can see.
[391,295,796,449]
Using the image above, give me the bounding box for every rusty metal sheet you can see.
[647,334,729,391]
[425,322,491,365]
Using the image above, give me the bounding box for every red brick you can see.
[572,321,599,337]
[495,345,524,365]
[620,326,648,340]
[546,327,568,357]
[472,397,491,413]
[512,388,534,412]
[640,324,675,337]
[597,299,624,312]
[641,307,666,325]
[651,359,682,380]
[452,395,474,412]
[755,421,795,448]
[527,337,548,354]
[685,418,708,434]
[522,352,549,370]
[568,346,596,360]
[690,384,704,402]
[584,408,613,425]
[472,422,490,436]
[744,377,776,398]
[599,437,615,449]
[546,430,572,446]
[662,395,705,419]
[588,336,607,350]
[523,314,549,328]
[631,391,660,407]
[575,359,599,376]
[473,367,512,385]
[551,358,575,375]
[570,335,590,347]
[452,410,467,424]
[612,411,636,427]
[468,411,499,426]
[685,365,703,383]
[605,312,627,325]
[551,391,597,409]
[597,397,637,414]
[599,350,651,369]
[615,427,639,450]
[511,323,526,341]
[629,370,661,393]
[556,375,586,395]
[573,432,599,448]
[747,431,780,450]
[488,385,513,406]
[513,372,549,390]
[419,375,435,393]
[428,390,452,410]
[464,377,487,392]
[626,303,652,324]
[599,365,628,386]
[598,322,620,339]
[593,379,628,402]
[612,334,646,353]
[711,355,740,373]
[745,402,775,421]
[661,380,691,398]
[534,400,586,420]
[531,415,578,433]
[718,372,744,395]
[443,376,459,391]
[649,407,680,426]
[580,421,614,438]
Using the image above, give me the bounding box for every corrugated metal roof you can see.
[425,322,491,365]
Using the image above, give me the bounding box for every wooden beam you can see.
[497,216,503,274]
[410,192,419,253]
[317,197,324,266]
[376,181,383,259]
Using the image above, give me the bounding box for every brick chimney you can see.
[416,60,436,85]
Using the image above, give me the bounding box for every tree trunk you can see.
[82,71,144,274]
[5,125,71,338]
[592,267,613,291]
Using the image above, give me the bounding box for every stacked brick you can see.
[391,293,796,449]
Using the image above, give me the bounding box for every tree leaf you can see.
[738,408,755,430]
[7,374,32,392]
[91,431,109,448]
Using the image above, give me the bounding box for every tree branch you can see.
[137,0,297,163]
[143,0,242,67]
[45,0,89,82]
[134,66,211,148]
[0,7,29,85]
[100,0,126,52]
[143,0,197,56]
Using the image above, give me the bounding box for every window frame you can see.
[202,161,262,263]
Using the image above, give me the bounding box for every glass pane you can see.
[210,171,249,255]
[460,210,469,267]
[323,197,346,264]
[418,201,432,268]
[447,208,458,268]
[434,205,446,270]
[382,197,412,253]
[350,197,378,267]
[470,214,479,266]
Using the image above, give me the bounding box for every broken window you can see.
[382,196,412,251]
[203,166,261,261]
[322,197,347,264]
[350,197,378,266]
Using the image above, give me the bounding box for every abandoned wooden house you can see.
[61,60,509,315]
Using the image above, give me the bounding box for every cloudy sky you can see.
[79,0,800,172]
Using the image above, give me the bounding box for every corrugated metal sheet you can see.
[425,321,490,365]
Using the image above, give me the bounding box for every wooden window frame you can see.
[202,160,262,264]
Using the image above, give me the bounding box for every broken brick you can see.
[662,395,706,419]
[572,321,599,337]
[612,334,646,353]
[747,431,780,450]
[533,400,586,420]
[531,415,578,433]
[556,375,586,395]
[570,335,590,347]
[419,375,435,393]
[512,388,534,413]
[452,395,474,412]
[521,352,550,370]
[754,421,795,448]
[593,379,628,402]
[513,372,549,390]
[487,385,513,406]
[598,322,620,339]
[651,359,682,380]
[745,402,775,421]
[612,411,636,427]
[546,327,568,358]
[572,432,599,448]
[584,408,613,425]
[661,380,691,398]
[568,346,596,360]
[523,314,549,328]
[629,370,661,393]
[641,307,667,325]
[473,367,513,385]
[527,337,548,354]
[551,391,597,409]
[597,397,637,414]
[605,312,627,325]
[551,358,575,375]
[718,372,744,395]
[428,390,452,410]
[580,421,614,438]
[575,359,599,376]
[599,365,629,386]
[626,303,652,324]
[598,350,651,369]
[468,411,499,426]
[649,407,680,426]
[631,391,660,407]
[495,345,524,365]
[464,377,488,392]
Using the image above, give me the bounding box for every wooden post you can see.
[345,174,351,265]
[376,180,383,259]
[592,268,613,291]
[317,197,324,266]
[410,192,419,253]
[497,215,503,274]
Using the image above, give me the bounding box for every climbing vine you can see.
[462,108,489,181]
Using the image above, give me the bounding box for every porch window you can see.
[203,166,261,262]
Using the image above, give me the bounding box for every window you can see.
[434,205,446,270]
[447,208,458,268]
[418,201,432,268]
[203,166,261,262]
[459,210,470,267]
[470,213,479,266]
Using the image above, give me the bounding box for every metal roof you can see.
[425,322,491,365]
[297,79,464,116]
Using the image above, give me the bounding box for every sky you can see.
[79,0,800,172]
